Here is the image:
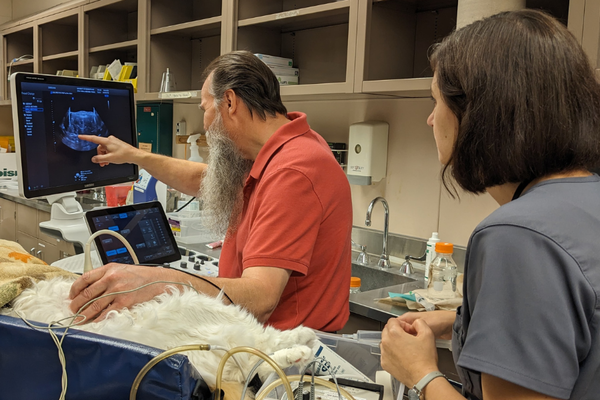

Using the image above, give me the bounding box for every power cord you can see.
[161,264,234,305]
[175,196,196,212]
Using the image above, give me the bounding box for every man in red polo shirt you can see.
[70,51,352,332]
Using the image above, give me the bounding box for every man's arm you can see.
[79,134,206,196]
[68,263,290,323]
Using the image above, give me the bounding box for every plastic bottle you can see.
[187,134,203,162]
[350,277,362,294]
[427,242,458,299]
[423,232,440,289]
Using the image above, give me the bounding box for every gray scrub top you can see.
[452,174,600,400]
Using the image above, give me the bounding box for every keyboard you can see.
[52,248,219,277]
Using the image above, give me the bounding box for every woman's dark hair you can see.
[201,50,287,120]
[431,9,600,195]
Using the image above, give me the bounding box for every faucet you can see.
[351,239,369,265]
[400,251,426,275]
[365,197,391,269]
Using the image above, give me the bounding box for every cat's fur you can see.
[1,276,316,390]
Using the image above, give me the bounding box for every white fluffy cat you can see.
[1,276,317,390]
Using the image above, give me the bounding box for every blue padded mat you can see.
[0,314,208,400]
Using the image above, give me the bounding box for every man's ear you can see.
[223,89,238,117]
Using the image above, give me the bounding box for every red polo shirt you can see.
[218,112,352,331]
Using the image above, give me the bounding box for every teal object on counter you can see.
[389,292,416,302]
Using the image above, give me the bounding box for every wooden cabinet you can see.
[0,197,16,241]
[0,0,596,101]
[12,202,75,264]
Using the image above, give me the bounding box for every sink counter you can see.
[349,280,424,323]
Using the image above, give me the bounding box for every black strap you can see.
[512,179,534,201]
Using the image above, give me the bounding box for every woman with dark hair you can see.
[380,10,600,400]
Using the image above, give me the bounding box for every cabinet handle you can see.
[30,247,36,255]
[36,250,43,260]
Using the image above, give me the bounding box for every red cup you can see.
[105,184,130,207]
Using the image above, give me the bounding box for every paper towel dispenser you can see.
[346,121,389,185]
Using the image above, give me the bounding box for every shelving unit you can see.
[235,0,358,96]
[84,0,139,77]
[3,26,35,100]
[146,0,225,95]
[39,12,80,75]
[355,0,458,97]
[0,0,595,104]
[355,0,580,97]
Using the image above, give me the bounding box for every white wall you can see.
[0,0,11,25]
[171,97,499,247]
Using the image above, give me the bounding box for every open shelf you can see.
[41,53,79,75]
[149,33,221,93]
[86,0,138,49]
[40,14,78,58]
[236,1,352,89]
[150,0,222,30]
[357,0,574,96]
[4,28,34,65]
[362,0,458,85]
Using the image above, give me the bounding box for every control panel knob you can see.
[180,261,187,269]
[194,261,201,270]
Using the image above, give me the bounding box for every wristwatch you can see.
[407,371,446,400]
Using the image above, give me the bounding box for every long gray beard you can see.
[199,113,253,237]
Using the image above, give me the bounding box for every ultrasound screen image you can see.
[60,107,108,151]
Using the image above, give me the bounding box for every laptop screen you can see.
[85,201,180,265]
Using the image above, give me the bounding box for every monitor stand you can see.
[38,192,90,252]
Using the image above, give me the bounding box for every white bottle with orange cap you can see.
[427,242,458,299]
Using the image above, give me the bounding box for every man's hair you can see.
[430,9,600,195]
[201,50,288,120]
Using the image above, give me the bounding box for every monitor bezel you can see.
[85,201,181,266]
[10,72,139,199]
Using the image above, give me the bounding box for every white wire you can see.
[7,54,33,81]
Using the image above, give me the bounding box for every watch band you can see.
[408,371,446,399]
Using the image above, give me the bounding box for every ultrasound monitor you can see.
[10,72,138,199]
[9,72,139,248]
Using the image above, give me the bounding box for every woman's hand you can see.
[397,310,456,340]
[380,317,440,388]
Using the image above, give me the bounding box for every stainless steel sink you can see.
[351,261,419,292]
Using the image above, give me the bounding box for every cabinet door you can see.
[16,203,38,237]
[36,238,61,264]
[16,231,39,257]
[0,198,17,241]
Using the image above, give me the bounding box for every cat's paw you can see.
[270,345,314,369]
[284,326,317,348]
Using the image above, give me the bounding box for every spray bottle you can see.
[187,134,203,162]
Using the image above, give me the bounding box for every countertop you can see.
[349,280,424,323]
[0,187,103,213]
